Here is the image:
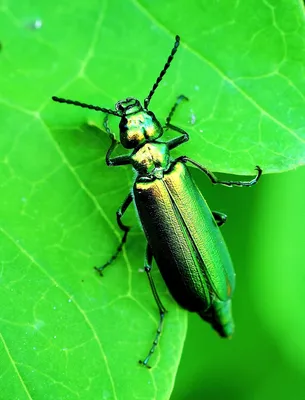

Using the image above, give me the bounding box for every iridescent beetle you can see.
[52,35,262,367]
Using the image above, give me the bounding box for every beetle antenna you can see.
[52,96,120,116]
[144,35,180,109]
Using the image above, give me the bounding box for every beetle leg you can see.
[94,193,132,276]
[139,244,167,368]
[213,211,227,227]
[165,123,190,150]
[165,94,189,126]
[104,115,130,167]
[178,156,262,187]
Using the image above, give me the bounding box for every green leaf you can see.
[137,0,305,174]
[1,0,305,399]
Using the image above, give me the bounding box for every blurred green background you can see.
[1,0,305,399]
[172,166,305,399]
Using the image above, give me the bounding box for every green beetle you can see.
[52,35,262,367]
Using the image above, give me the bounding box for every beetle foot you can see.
[94,266,105,277]
[138,359,151,369]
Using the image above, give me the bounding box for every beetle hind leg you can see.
[139,244,167,368]
[199,298,234,338]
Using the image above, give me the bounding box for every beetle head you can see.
[115,97,142,116]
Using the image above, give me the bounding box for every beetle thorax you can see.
[119,110,163,149]
[131,142,170,179]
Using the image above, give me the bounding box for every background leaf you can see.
[1,0,305,399]
[172,167,305,400]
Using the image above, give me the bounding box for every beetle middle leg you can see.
[95,193,132,276]
[178,156,262,187]
[139,244,167,368]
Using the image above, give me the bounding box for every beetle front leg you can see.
[165,94,189,126]
[165,123,189,150]
[95,193,132,276]
[213,211,227,227]
[178,156,262,187]
[164,95,189,150]
[139,244,167,369]
[104,115,130,167]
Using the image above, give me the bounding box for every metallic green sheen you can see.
[131,142,170,176]
[119,110,163,149]
[52,35,248,361]
[134,161,235,337]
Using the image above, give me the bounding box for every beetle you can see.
[52,35,262,368]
